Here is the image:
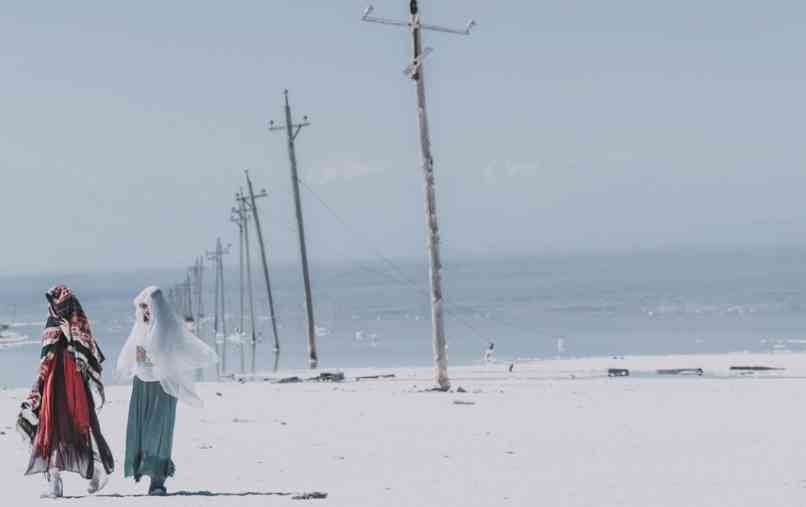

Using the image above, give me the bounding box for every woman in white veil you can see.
[117,286,217,495]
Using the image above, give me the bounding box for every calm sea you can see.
[2,247,805,388]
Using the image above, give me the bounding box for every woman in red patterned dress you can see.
[17,285,114,498]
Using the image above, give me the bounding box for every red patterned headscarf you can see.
[41,285,105,402]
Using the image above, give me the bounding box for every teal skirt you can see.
[124,377,177,482]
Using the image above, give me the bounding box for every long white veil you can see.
[117,286,218,407]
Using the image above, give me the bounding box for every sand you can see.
[2,352,805,506]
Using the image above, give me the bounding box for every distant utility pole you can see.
[167,287,176,310]
[189,256,205,336]
[245,169,281,354]
[230,200,249,374]
[362,1,475,391]
[207,238,231,376]
[189,257,207,381]
[182,273,193,322]
[236,188,259,375]
[173,283,186,317]
[268,89,318,369]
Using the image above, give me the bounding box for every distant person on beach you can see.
[17,285,114,498]
[484,341,495,364]
[117,286,217,496]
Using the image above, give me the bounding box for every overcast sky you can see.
[2,1,806,275]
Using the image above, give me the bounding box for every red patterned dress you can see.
[18,286,114,479]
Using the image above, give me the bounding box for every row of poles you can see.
[167,1,473,389]
[166,90,317,379]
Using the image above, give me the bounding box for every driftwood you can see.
[269,371,399,385]
[420,386,451,393]
[272,372,344,384]
[307,372,345,383]
[729,366,785,371]
[657,368,704,376]
[292,491,328,500]
[355,374,396,381]
[607,368,630,377]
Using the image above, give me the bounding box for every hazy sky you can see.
[2,1,806,274]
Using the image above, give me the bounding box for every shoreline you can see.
[230,349,806,384]
[3,349,806,390]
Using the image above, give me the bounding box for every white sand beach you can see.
[2,352,805,506]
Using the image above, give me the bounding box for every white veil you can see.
[117,286,218,407]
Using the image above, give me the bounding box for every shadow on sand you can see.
[68,490,327,500]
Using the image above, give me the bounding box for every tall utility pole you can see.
[230,203,247,374]
[245,170,281,353]
[268,89,318,369]
[207,238,231,377]
[236,189,259,375]
[362,1,475,390]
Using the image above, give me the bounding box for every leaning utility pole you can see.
[362,1,475,390]
[207,238,231,376]
[268,90,318,369]
[245,170,281,353]
[236,188,259,375]
[230,203,247,374]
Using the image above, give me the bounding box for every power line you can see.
[297,178,504,344]
[297,177,421,288]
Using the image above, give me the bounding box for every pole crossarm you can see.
[231,201,251,230]
[268,90,310,141]
[361,4,476,35]
[206,244,232,261]
[235,186,267,213]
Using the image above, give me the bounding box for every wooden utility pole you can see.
[173,283,186,318]
[236,189,259,375]
[189,257,207,381]
[207,238,230,376]
[268,90,318,369]
[362,1,475,390]
[190,256,205,335]
[230,202,248,374]
[182,273,193,322]
[245,170,281,353]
